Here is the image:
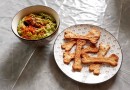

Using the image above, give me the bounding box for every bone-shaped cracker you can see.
[81,44,99,54]
[63,44,99,64]
[61,40,76,51]
[72,39,86,71]
[89,64,100,75]
[89,43,110,75]
[82,53,118,66]
[63,51,75,64]
[86,29,101,44]
[97,43,110,57]
[64,29,101,43]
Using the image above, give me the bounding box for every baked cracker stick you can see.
[63,51,75,64]
[63,44,98,64]
[64,29,101,44]
[82,53,118,66]
[86,29,101,44]
[72,39,86,71]
[61,40,76,51]
[89,64,100,75]
[97,43,110,57]
[81,44,99,54]
[89,43,110,75]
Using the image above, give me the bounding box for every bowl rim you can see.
[11,5,60,41]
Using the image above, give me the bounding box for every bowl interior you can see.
[12,5,60,38]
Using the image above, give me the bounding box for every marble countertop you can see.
[0,0,130,90]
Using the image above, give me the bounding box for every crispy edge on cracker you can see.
[82,53,118,66]
[64,29,101,44]
[89,64,100,75]
[98,43,110,57]
[63,51,75,64]
[61,40,76,51]
[89,43,110,74]
[89,43,110,75]
[81,44,99,54]
[72,39,86,71]
[86,28,101,44]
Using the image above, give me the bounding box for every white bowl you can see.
[12,5,60,46]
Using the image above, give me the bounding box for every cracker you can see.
[89,64,100,75]
[61,40,76,51]
[98,43,110,57]
[89,43,110,75]
[61,29,119,75]
[63,51,75,64]
[64,29,101,44]
[88,29,101,43]
[82,53,118,66]
[72,39,86,71]
[81,44,99,54]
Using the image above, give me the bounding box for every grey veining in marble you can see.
[13,46,79,90]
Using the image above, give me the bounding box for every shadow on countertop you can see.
[0,42,35,81]
[49,50,79,90]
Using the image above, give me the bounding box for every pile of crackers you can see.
[61,28,119,75]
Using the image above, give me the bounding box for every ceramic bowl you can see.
[12,5,60,46]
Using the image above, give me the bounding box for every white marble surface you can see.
[0,0,129,90]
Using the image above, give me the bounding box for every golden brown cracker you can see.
[64,31,77,39]
[89,64,100,75]
[72,39,86,71]
[82,53,118,66]
[98,43,110,57]
[86,28,101,43]
[63,51,75,64]
[89,43,110,75]
[81,44,99,54]
[64,29,100,44]
[61,40,76,51]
